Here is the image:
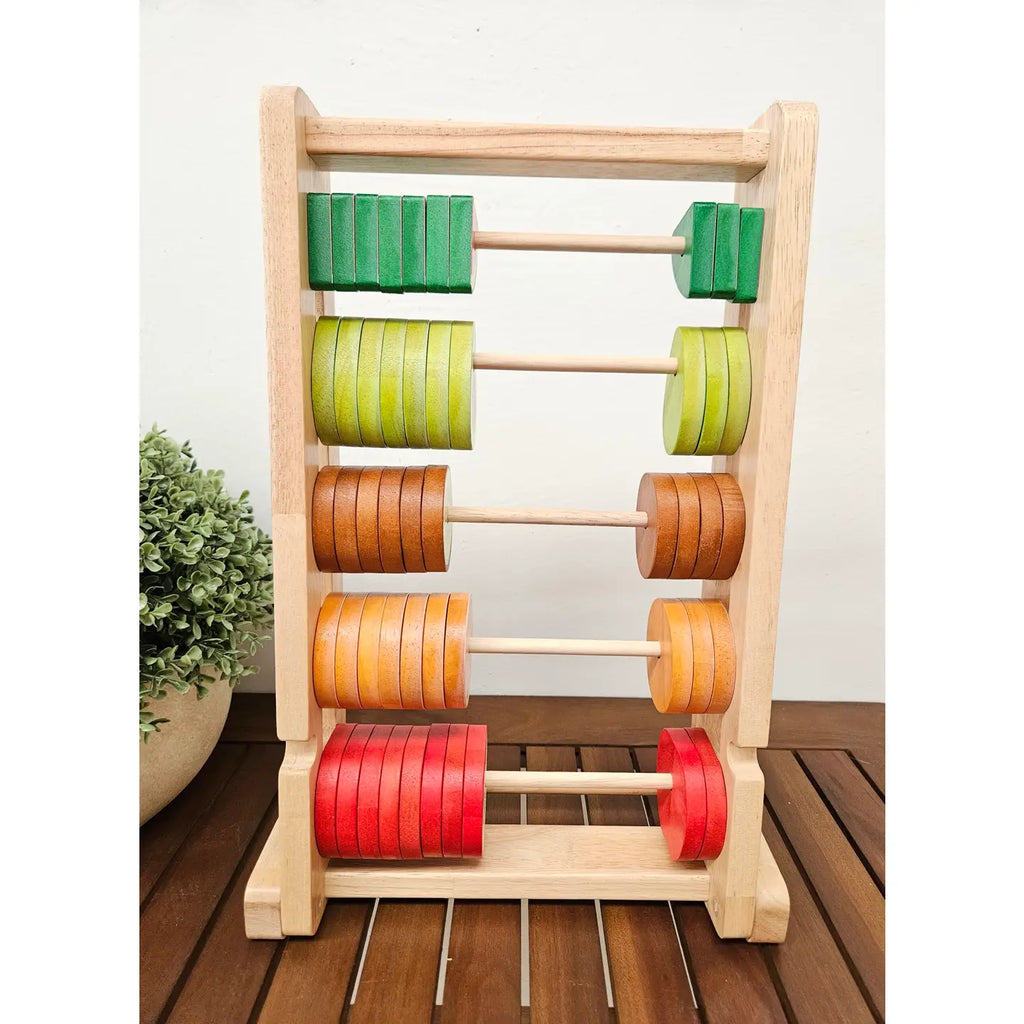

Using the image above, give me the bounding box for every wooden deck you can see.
[140,696,884,1023]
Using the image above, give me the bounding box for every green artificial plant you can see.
[140,428,273,739]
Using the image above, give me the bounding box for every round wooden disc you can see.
[448,321,475,450]
[356,318,387,448]
[356,593,387,709]
[695,328,729,455]
[399,594,429,709]
[421,466,450,572]
[312,594,344,709]
[710,475,745,579]
[719,327,751,455]
[443,592,470,709]
[425,320,453,449]
[355,467,385,573]
[376,594,408,709]
[402,320,431,449]
[377,467,407,572]
[314,723,353,857]
[682,600,715,714]
[669,474,701,579]
[662,327,706,455]
[657,727,708,861]
[334,594,366,708]
[312,316,342,445]
[379,319,409,448]
[399,468,428,573]
[703,600,737,714]
[441,724,468,857]
[687,727,728,859]
[421,593,450,709]
[398,726,429,859]
[356,725,392,858]
[635,473,679,578]
[691,475,724,579]
[378,725,412,859]
[333,466,363,573]
[333,317,364,447]
[461,724,487,858]
[335,723,374,858]
[646,599,693,713]
[420,724,450,857]
[312,467,342,572]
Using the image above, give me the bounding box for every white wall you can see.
[141,0,883,702]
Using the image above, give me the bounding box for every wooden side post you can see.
[693,101,819,941]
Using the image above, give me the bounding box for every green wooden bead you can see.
[448,321,475,450]
[311,316,342,443]
[330,193,356,291]
[354,193,380,291]
[694,328,729,455]
[425,195,450,293]
[378,196,403,293]
[425,320,453,448]
[662,327,706,455]
[449,195,474,294]
[402,320,430,448]
[671,202,716,298]
[719,327,752,454]
[307,194,332,291]
[379,319,408,447]
[711,203,740,299]
[733,207,765,303]
[333,317,364,447]
[402,196,426,292]
[356,318,387,447]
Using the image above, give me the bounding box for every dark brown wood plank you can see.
[582,746,699,1024]
[164,807,281,1024]
[762,810,875,1024]
[527,746,610,1024]
[762,750,884,1018]
[256,901,371,1023]
[139,742,247,904]
[632,748,787,1024]
[220,693,279,743]
[850,744,885,795]
[440,745,522,1024]
[799,750,884,888]
[139,743,281,1024]
[347,901,447,1024]
[768,702,883,752]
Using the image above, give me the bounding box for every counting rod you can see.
[472,352,678,374]
[445,506,647,527]
[473,230,687,255]
[468,636,661,657]
[484,770,672,795]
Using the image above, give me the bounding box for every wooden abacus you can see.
[244,87,818,944]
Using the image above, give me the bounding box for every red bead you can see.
[378,725,411,859]
[657,728,707,860]
[313,723,354,857]
[335,724,373,858]
[441,724,468,857]
[420,724,450,858]
[356,725,393,858]
[398,726,429,859]
[461,724,487,858]
[687,727,728,860]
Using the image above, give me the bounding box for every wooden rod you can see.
[446,506,647,528]
[473,352,678,374]
[484,770,672,795]
[468,637,661,657]
[473,230,686,255]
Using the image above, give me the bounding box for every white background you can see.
[140,0,883,701]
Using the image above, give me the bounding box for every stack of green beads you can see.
[672,202,764,302]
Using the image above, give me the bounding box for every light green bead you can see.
[425,320,452,449]
[379,319,408,447]
[695,328,729,455]
[719,327,752,454]
[402,320,430,448]
[333,317,363,447]
[448,321,475,450]
[356,318,386,447]
[662,327,706,455]
[311,316,341,444]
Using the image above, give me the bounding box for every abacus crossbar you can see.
[468,637,661,657]
[473,230,686,255]
[484,770,672,794]
[446,506,648,527]
[473,352,678,374]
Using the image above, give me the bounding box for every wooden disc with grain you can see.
[669,474,701,579]
[312,467,341,572]
[421,593,450,709]
[377,725,412,859]
[688,727,728,859]
[443,592,471,709]
[335,724,374,858]
[332,466,363,573]
[420,724,450,857]
[356,725,392,859]
[710,474,745,579]
[682,600,716,714]
[399,594,429,709]
[691,475,724,579]
[376,594,408,709]
[635,473,679,579]
[441,724,468,857]
[311,316,342,445]
[312,593,343,709]
[356,594,387,709]
[377,467,407,572]
[355,467,385,573]
[356,318,387,448]
[421,465,451,572]
[333,317,364,447]
[657,727,708,861]
[398,726,429,859]
[425,320,453,449]
[719,327,752,455]
[314,723,353,857]
[646,598,693,713]
[379,319,408,447]
[703,600,737,714]
[662,327,706,455]
[402,320,431,449]
[447,321,475,450]
[461,724,487,858]
[399,468,428,572]
[695,328,730,455]
[334,594,366,708]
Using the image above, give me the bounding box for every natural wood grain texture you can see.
[140,744,280,1024]
[768,701,884,751]
[851,745,885,795]
[762,750,883,1016]
[749,836,790,943]
[306,117,770,181]
[800,750,884,888]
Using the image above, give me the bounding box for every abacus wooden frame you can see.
[244,86,817,944]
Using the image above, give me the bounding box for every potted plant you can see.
[139,427,273,823]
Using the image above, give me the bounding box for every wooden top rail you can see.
[305,116,770,182]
